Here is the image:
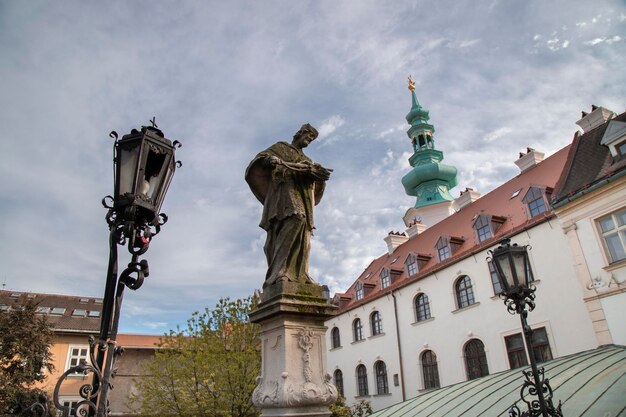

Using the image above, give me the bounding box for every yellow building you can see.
[0,290,160,416]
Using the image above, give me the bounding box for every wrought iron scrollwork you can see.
[17,394,48,417]
[509,366,563,416]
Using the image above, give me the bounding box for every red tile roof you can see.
[553,111,626,204]
[335,144,571,312]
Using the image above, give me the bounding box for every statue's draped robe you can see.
[245,141,326,286]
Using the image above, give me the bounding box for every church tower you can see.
[401,76,458,230]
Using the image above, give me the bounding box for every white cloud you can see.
[584,36,622,46]
[459,39,480,48]
[318,115,346,139]
[483,127,513,143]
[1,0,625,334]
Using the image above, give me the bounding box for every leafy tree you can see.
[330,397,373,417]
[0,300,55,416]
[134,296,261,417]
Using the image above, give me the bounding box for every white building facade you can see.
[324,92,618,411]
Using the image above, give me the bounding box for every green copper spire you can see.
[401,76,458,208]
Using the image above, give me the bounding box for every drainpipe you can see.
[391,291,406,401]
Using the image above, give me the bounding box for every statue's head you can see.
[293,123,319,149]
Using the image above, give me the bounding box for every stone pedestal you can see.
[250,282,338,417]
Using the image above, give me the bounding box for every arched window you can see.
[405,254,418,276]
[374,360,389,394]
[356,364,368,396]
[353,318,363,342]
[414,293,431,322]
[455,275,475,308]
[421,350,440,389]
[370,311,383,336]
[331,327,341,349]
[334,369,344,397]
[464,339,489,380]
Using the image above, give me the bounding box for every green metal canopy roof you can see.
[372,345,626,417]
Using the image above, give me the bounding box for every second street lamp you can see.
[488,238,562,417]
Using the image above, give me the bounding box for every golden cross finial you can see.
[408,75,416,92]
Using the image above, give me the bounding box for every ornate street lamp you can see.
[488,239,562,417]
[52,119,181,417]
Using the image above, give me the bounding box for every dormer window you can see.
[380,268,391,289]
[522,187,548,217]
[436,238,451,261]
[405,254,418,276]
[435,236,463,262]
[474,214,492,242]
[472,214,506,243]
[355,282,364,301]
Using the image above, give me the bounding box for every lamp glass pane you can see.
[494,252,514,290]
[118,145,140,195]
[142,148,168,203]
[155,161,174,213]
[511,250,528,287]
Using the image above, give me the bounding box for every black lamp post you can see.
[52,120,181,417]
[488,239,562,417]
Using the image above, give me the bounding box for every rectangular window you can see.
[88,310,101,318]
[381,273,390,289]
[36,307,50,314]
[66,346,89,373]
[488,261,503,295]
[505,334,527,369]
[72,309,87,317]
[62,400,79,417]
[51,307,66,315]
[598,208,626,264]
[476,224,492,242]
[505,327,553,369]
[438,245,450,261]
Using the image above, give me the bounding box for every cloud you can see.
[1,0,625,334]
[483,127,513,143]
[317,115,346,139]
[584,36,623,46]
[459,39,481,48]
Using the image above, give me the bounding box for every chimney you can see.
[455,187,481,210]
[576,105,616,133]
[406,219,428,238]
[384,231,409,254]
[515,147,545,173]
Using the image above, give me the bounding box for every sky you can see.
[1,0,624,334]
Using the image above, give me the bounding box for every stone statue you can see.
[245,123,332,290]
